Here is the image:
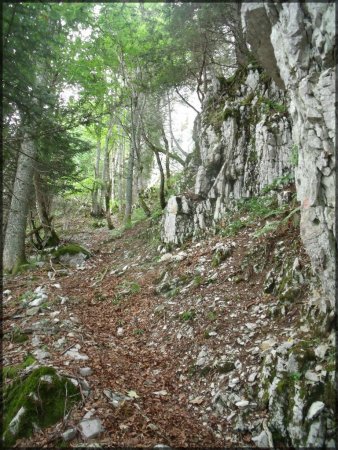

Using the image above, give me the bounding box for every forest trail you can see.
[3,214,308,448]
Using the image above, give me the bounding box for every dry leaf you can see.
[127,390,140,398]
[153,390,168,396]
[190,396,204,405]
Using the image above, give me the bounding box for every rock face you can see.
[162,66,293,244]
[163,2,335,313]
[241,1,335,311]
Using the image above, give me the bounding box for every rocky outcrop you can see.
[162,65,293,244]
[241,1,335,311]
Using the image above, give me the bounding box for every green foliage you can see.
[290,144,299,167]
[118,280,141,296]
[261,172,295,194]
[3,355,36,380]
[258,97,288,114]
[207,311,217,321]
[180,310,196,321]
[133,328,145,335]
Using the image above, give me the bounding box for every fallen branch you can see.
[90,267,109,287]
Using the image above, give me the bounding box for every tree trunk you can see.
[33,171,60,247]
[154,150,166,210]
[138,190,151,217]
[91,139,104,217]
[101,114,114,228]
[3,133,36,273]
[124,97,136,225]
[161,124,171,183]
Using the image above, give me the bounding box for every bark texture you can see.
[3,134,36,273]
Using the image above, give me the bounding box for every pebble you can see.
[248,372,257,382]
[33,349,51,361]
[260,339,277,351]
[29,298,45,307]
[314,344,329,359]
[32,335,41,347]
[26,306,41,316]
[62,428,77,441]
[80,367,93,377]
[159,253,173,262]
[79,418,104,439]
[117,327,124,336]
[235,400,250,408]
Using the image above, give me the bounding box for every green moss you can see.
[180,310,195,321]
[52,243,91,258]
[248,149,258,163]
[11,330,29,343]
[216,361,235,374]
[291,341,316,372]
[3,366,81,446]
[3,355,36,380]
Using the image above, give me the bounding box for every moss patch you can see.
[3,354,36,380]
[3,366,81,446]
[52,243,91,259]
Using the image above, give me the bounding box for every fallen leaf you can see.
[153,390,168,396]
[127,390,140,398]
[190,396,204,405]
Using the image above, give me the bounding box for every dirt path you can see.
[3,218,309,447]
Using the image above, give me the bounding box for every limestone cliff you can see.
[162,66,294,243]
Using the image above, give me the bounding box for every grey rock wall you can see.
[241,0,335,310]
[162,67,293,243]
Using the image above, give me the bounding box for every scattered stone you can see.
[173,251,187,262]
[65,345,88,361]
[117,327,124,337]
[228,378,240,388]
[3,289,11,295]
[248,372,257,382]
[159,253,173,263]
[314,344,329,359]
[80,367,93,377]
[62,428,77,441]
[26,307,40,316]
[235,400,250,408]
[306,401,325,421]
[103,389,131,407]
[32,335,41,347]
[28,298,45,307]
[261,339,277,351]
[33,349,51,361]
[83,409,96,420]
[252,430,271,448]
[79,418,104,439]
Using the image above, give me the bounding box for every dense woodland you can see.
[3,2,246,273]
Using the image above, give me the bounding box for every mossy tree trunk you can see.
[3,133,36,273]
[33,171,60,248]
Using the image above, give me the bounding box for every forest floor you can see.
[3,209,310,448]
